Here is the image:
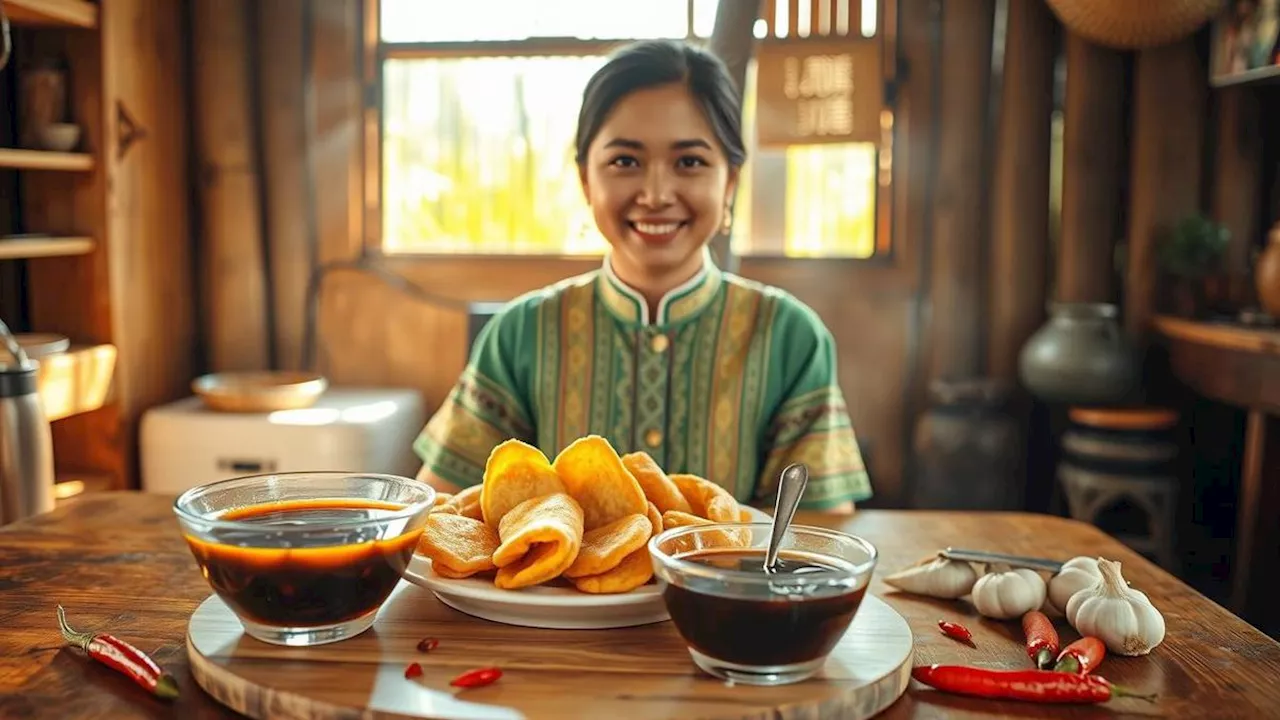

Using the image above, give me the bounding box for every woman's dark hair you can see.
[574,39,747,169]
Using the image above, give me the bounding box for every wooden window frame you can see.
[359,0,900,263]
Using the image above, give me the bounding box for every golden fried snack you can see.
[669,473,740,521]
[738,506,754,522]
[417,512,500,577]
[660,510,748,552]
[620,452,692,515]
[432,562,491,580]
[552,435,648,530]
[435,484,483,520]
[491,492,585,589]
[645,501,663,535]
[569,544,654,594]
[481,439,566,529]
[430,492,454,510]
[563,513,652,579]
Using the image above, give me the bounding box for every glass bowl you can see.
[173,471,436,646]
[649,523,878,686]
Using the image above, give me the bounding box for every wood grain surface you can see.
[187,589,912,720]
[2,492,1280,719]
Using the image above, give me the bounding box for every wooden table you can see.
[1152,315,1280,635]
[3,492,1279,718]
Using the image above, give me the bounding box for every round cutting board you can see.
[186,581,913,720]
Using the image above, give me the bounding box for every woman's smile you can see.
[628,219,689,244]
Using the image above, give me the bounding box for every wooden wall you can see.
[196,0,1216,510]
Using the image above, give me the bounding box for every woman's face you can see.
[580,83,738,287]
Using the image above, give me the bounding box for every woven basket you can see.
[1045,0,1225,50]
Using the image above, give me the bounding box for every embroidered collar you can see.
[597,248,723,327]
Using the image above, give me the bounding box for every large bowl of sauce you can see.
[173,471,436,646]
[649,523,877,686]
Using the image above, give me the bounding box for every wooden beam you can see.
[988,0,1055,380]
[191,0,271,372]
[1125,38,1206,338]
[928,0,994,382]
[1058,33,1125,304]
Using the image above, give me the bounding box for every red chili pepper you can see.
[1054,636,1107,675]
[937,620,976,647]
[450,666,502,688]
[56,605,178,700]
[404,662,423,679]
[1021,610,1060,669]
[417,637,439,653]
[912,665,1155,704]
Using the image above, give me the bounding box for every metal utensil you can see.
[763,463,808,573]
[0,319,30,370]
[940,547,1064,574]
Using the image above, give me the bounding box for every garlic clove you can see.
[883,554,979,599]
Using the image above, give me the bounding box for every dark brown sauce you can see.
[662,548,867,666]
[184,499,423,627]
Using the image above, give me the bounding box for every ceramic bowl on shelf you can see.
[14,333,70,359]
[38,123,81,152]
[173,471,437,647]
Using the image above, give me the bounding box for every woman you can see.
[414,39,872,513]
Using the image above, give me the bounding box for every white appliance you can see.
[140,387,428,494]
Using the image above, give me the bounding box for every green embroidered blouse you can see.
[413,253,873,510]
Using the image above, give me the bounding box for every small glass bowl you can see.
[173,471,436,646]
[649,523,878,686]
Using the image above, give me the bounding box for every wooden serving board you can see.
[186,581,914,720]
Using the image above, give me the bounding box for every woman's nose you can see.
[637,166,675,207]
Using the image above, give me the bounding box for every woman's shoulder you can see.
[486,271,600,324]
[722,273,832,341]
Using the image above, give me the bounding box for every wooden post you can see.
[1125,38,1206,339]
[928,0,994,382]
[1058,33,1125,304]
[192,0,271,371]
[987,0,1056,380]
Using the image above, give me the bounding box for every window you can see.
[372,0,891,259]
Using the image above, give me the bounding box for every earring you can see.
[721,209,733,235]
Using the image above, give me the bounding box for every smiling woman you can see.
[412,39,875,515]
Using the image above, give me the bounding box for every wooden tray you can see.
[186,581,914,720]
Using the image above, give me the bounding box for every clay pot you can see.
[1255,226,1280,318]
[910,378,1022,510]
[1018,303,1139,406]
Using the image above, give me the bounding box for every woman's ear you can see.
[725,166,741,199]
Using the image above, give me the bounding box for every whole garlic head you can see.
[883,554,979,599]
[1048,556,1103,612]
[971,565,1047,620]
[1065,558,1165,656]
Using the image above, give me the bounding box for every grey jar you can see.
[1018,303,1139,406]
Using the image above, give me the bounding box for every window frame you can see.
[360,0,900,262]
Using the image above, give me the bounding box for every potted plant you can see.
[1156,215,1231,318]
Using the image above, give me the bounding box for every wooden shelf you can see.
[1,0,98,28]
[35,343,117,422]
[1211,65,1280,89]
[0,148,94,171]
[0,235,94,260]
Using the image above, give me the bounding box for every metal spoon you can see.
[763,463,809,573]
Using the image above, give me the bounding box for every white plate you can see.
[403,506,772,630]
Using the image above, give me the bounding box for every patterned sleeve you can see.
[755,309,873,511]
[412,306,536,489]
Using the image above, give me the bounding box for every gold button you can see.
[644,428,663,447]
[650,334,670,353]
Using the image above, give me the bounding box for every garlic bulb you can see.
[1048,556,1102,613]
[1065,558,1165,656]
[971,564,1047,620]
[883,554,979,599]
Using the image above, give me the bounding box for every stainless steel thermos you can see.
[0,318,55,525]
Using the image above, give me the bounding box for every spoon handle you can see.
[765,463,809,569]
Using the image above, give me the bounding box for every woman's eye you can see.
[677,156,709,169]
[609,156,639,168]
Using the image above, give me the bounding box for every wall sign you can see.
[754,39,882,148]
